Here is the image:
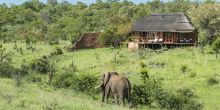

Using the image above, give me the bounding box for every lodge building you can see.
[129,13,197,49]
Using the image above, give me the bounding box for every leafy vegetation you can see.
[1,0,220,110]
[0,42,220,109]
[0,0,220,47]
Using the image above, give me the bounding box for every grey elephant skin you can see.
[99,72,132,107]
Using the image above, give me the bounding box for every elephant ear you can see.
[103,72,111,86]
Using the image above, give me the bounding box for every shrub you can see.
[176,87,196,98]
[140,68,149,81]
[207,76,219,86]
[51,46,63,56]
[99,26,118,46]
[0,63,16,77]
[52,67,98,94]
[183,100,203,110]
[155,90,185,110]
[0,62,28,78]
[189,71,197,78]
[52,72,76,88]
[131,78,160,106]
[131,68,160,106]
[180,64,189,74]
[26,74,42,82]
[139,61,147,68]
[31,56,49,73]
[48,40,59,45]
[73,73,98,93]
[131,68,203,110]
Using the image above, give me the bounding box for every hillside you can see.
[0,41,220,110]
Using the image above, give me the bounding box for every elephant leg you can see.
[119,92,125,106]
[114,94,119,105]
[102,91,105,103]
[105,87,110,103]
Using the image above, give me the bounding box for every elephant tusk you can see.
[95,85,100,89]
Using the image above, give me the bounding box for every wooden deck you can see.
[138,42,195,45]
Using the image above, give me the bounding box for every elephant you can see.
[98,72,132,107]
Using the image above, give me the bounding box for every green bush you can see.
[0,63,28,78]
[26,74,42,83]
[139,61,147,68]
[52,70,98,93]
[131,68,160,106]
[180,64,190,74]
[189,71,197,78]
[51,46,63,56]
[31,56,49,73]
[52,72,76,88]
[140,68,149,81]
[99,26,118,46]
[48,40,59,45]
[176,87,196,98]
[156,90,185,110]
[207,76,219,86]
[131,81,157,106]
[0,63,16,78]
[73,73,98,93]
[131,67,203,110]
[183,100,204,110]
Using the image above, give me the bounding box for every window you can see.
[165,32,173,42]
[147,32,154,40]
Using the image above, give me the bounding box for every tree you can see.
[165,0,192,13]
[47,0,58,6]
[188,2,220,46]
[212,36,220,59]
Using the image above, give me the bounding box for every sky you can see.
[0,0,219,6]
[0,0,149,5]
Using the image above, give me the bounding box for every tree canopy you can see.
[0,0,220,46]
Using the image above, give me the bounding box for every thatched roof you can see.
[133,13,195,33]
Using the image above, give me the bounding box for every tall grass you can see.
[1,41,220,110]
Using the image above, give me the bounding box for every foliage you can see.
[1,0,218,47]
[52,72,76,89]
[51,46,63,56]
[183,100,204,110]
[74,73,98,93]
[99,26,118,46]
[131,65,203,110]
[212,36,220,58]
[31,56,49,73]
[52,66,98,93]
[0,46,28,78]
[0,42,218,109]
[176,87,196,98]
[139,61,147,68]
[26,74,42,83]
[180,64,190,74]
[0,62,16,78]
[188,2,220,45]
[0,61,28,78]
[207,75,219,86]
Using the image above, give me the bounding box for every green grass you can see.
[1,41,220,110]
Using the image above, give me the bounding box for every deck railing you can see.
[133,37,195,44]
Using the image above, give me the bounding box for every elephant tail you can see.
[127,87,133,108]
[125,78,133,108]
